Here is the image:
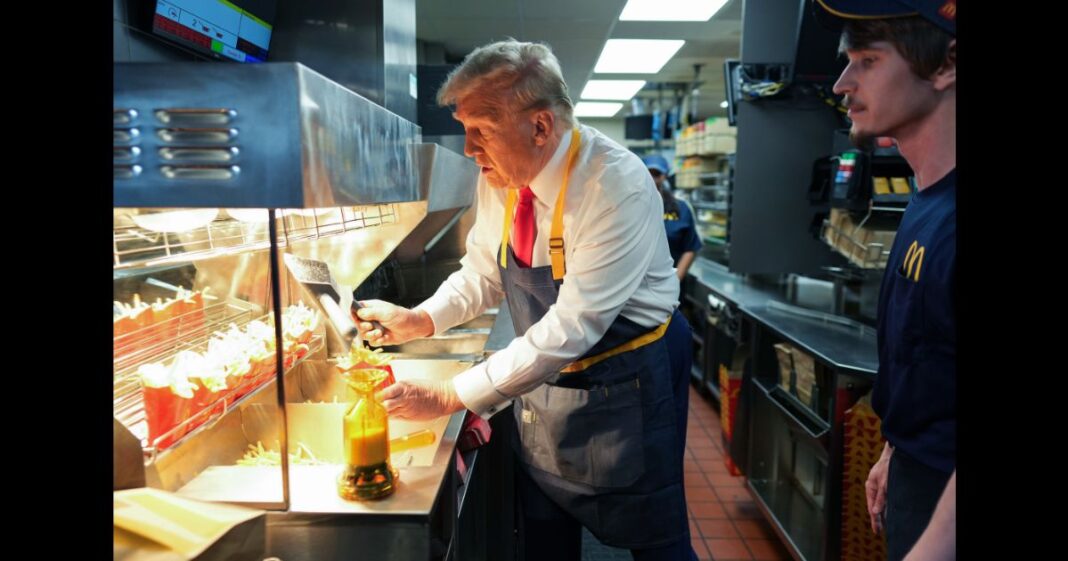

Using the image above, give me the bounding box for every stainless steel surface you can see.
[757,379,830,440]
[157,128,238,143]
[424,208,466,254]
[689,258,782,311]
[748,477,811,561]
[377,145,475,307]
[159,147,240,162]
[387,328,490,355]
[747,374,831,561]
[114,127,140,142]
[688,258,878,376]
[115,108,137,124]
[154,108,237,126]
[114,146,141,161]
[266,511,432,561]
[115,165,142,179]
[785,274,836,313]
[173,357,472,515]
[754,302,877,375]
[160,165,240,180]
[293,357,469,515]
[114,419,146,490]
[767,300,873,336]
[114,62,421,208]
[285,404,447,468]
[412,143,478,213]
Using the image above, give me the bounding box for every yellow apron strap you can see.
[560,313,673,374]
[550,128,581,280]
[500,188,517,269]
[499,128,581,277]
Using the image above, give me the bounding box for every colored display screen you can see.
[151,0,276,63]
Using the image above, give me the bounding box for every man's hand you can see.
[375,379,465,421]
[866,442,893,534]
[352,300,435,347]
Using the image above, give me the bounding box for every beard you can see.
[848,128,873,148]
[848,126,877,151]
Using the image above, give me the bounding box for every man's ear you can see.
[932,39,955,91]
[530,109,556,146]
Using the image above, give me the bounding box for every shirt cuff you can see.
[414,296,458,336]
[452,362,512,419]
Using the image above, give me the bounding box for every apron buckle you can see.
[521,409,536,423]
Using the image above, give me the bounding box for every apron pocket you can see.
[517,377,645,489]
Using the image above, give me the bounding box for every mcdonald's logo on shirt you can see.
[939,1,956,20]
[901,241,925,282]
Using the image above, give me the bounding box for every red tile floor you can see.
[684,386,793,561]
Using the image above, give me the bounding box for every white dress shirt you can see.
[415,124,680,418]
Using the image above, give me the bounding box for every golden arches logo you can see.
[903,241,925,282]
[939,1,956,19]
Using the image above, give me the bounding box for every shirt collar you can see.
[526,127,575,203]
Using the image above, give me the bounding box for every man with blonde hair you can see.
[355,40,698,561]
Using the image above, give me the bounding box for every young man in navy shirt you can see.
[816,2,956,560]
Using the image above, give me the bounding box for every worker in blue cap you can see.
[815,2,956,561]
[642,154,702,281]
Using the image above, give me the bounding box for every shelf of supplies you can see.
[694,202,728,211]
[821,218,890,269]
[704,236,728,245]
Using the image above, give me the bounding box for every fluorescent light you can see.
[574,102,624,117]
[594,39,685,74]
[619,0,729,21]
[581,80,647,100]
[720,100,728,108]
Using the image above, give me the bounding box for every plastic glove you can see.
[376,379,464,421]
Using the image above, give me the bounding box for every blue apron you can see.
[500,130,691,549]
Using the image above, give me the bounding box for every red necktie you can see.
[512,186,536,267]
